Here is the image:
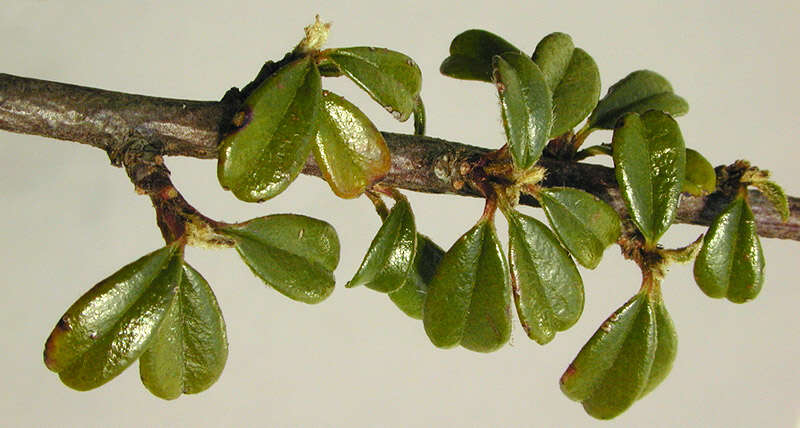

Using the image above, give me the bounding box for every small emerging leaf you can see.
[312,90,391,198]
[531,32,601,138]
[493,52,553,169]
[413,96,426,136]
[693,197,765,303]
[388,234,445,319]
[218,57,322,202]
[560,292,656,419]
[348,196,416,293]
[613,111,686,245]
[752,180,790,222]
[683,148,716,196]
[505,209,584,344]
[222,215,340,304]
[44,245,182,391]
[323,47,422,121]
[588,70,689,130]
[575,144,612,160]
[440,29,522,82]
[140,262,228,400]
[423,220,511,352]
[538,187,621,269]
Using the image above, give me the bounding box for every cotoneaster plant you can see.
[0,17,796,420]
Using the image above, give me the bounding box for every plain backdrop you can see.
[1,1,798,427]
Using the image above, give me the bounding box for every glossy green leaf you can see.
[493,52,553,169]
[440,29,522,82]
[348,196,416,293]
[531,33,601,138]
[693,197,765,303]
[612,111,686,245]
[218,57,322,202]
[682,148,716,196]
[560,292,657,419]
[752,180,790,222]
[641,298,678,397]
[222,215,340,304]
[588,70,689,130]
[139,262,228,400]
[423,220,511,352]
[312,90,391,199]
[323,47,422,121]
[505,209,584,344]
[388,234,445,319]
[44,245,182,391]
[538,187,621,269]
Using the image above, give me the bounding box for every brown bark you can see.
[1,72,798,241]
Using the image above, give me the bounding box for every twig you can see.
[1,73,798,241]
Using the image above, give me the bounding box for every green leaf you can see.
[44,245,182,391]
[218,57,322,202]
[312,90,391,199]
[493,52,553,169]
[752,180,790,222]
[693,197,765,303]
[505,209,584,344]
[139,262,228,400]
[612,110,686,245]
[560,292,657,420]
[641,297,678,397]
[388,234,445,319]
[323,47,422,121]
[222,215,340,304]
[413,96,426,136]
[538,187,621,269]
[588,70,689,130]
[574,144,612,160]
[423,220,511,352]
[531,33,601,138]
[440,29,522,82]
[348,196,416,293]
[683,148,717,196]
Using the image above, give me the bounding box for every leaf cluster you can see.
[40,22,791,421]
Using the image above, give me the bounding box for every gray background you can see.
[1,1,798,427]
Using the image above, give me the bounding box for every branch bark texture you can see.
[1,73,798,241]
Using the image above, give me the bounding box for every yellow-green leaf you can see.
[683,148,716,196]
[44,244,182,391]
[222,215,340,304]
[423,220,511,352]
[440,29,522,82]
[348,196,416,293]
[538,187,621,269]
[612,111,686,245]
[493,52,553,169]
[531,32,601,138]
[752,180,790,222]
[505,209,584,344]
[693,196,765,303]
[388,234,444,319]
[218,57,322,202]
[139,262,228,400]
[312,90,390,198]
[588,70,688,130]
[323,47,422,121]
